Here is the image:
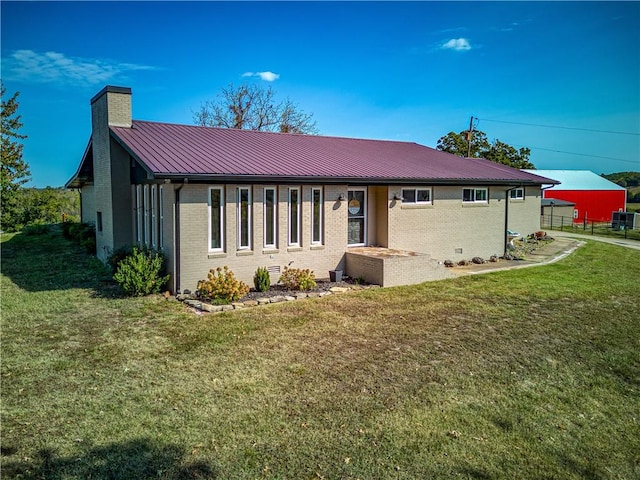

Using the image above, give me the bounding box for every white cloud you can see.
[2,50,156,86]
[441,38,472,51]
[242,71,280,82]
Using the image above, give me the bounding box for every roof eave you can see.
[151,173,552,186]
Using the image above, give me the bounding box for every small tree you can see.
[1,81,31,232]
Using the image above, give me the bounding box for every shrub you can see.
[22,223,51,236]
[278,266,316,291]
[113,247,170,297]
[197,266,250,304]
[107,245,133,273]
[253,266,271,292]
[62,221,96,254]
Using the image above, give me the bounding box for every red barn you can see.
[524,170,627,223]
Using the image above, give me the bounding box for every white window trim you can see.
[237,187,252,250]
[263,187,277,249]
[463,187,488,204]
[311,187,323,245]
[401,187,432,204]
[158,185,164,250]
[347,187,367,247]
[151,185,157,249]
[208,186,224,252]
[509,187,524,200]
[135,185,143,244]
[288,187,301,246]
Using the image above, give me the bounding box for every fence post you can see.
[560,216,564,231]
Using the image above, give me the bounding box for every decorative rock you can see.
[306,292,320,298]
[185,299,202,309]
[243,300,259,307]
[294,293,308,300]
[257,298,271,305]
[285,296,296,302]
[201,303,222,313]
[231,302,245,309]
[221,305,234,311]
[319,291,332,297]
[270,296,287,303]
[329,286,349,294]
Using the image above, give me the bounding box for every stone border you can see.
[177,285,381,314]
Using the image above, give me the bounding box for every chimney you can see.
[90,85,132,128]
[90,86,133,261]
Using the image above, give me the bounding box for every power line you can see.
[512,143,639,165]
[478,117,640,136]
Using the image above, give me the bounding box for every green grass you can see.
[2,227,639,479]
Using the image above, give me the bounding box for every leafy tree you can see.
[1,82,31,231]
[193,83,318,134]
[436,129,535,169]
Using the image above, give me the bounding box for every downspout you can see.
[504,186,520,255]
[173,181,186,294]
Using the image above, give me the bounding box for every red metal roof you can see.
[109,120,556,185]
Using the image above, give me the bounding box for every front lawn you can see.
[2,228,639,479]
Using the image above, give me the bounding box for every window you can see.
[348,189,366,246]
[158,186,164,250]
[264,187,277,248]
[463,188,488,203]
[402,188,431,204]
[143,185,151,246]
[288,187,300,246]
[151,185,157,248]
[573,209,579,219]
[509,188,524,200]
[237,187,251,249]
[311,188,323,244]
[135,185,143,244]
[96,211,103,233]
[209,187,224,251]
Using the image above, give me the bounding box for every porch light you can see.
[393,192,403,201]
[338,193,346,201]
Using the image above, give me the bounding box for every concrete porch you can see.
[345,247,454,287]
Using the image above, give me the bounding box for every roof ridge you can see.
[129,119,421,147]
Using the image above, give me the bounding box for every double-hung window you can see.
[402,188,431,204]
[237,187,251,250]
[463,188,488,203]
[288,187,300,246]
[264,187,277,249]
[209,187,224,251]
[311,187,323,244]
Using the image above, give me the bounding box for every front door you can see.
[347,188,366,246]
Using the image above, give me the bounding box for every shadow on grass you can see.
[0,225,116,294]
[1,438,217,479]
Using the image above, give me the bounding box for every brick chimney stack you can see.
[90,86,133,261]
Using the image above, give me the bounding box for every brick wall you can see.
[89,87,132,261]
[176,184,349,292]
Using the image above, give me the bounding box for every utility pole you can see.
[466,116,475,158]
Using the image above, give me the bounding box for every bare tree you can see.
[194,83,318,134]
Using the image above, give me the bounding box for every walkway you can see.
[548,230,640,251]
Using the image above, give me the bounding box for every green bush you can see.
[278,266,316,291]
[253,266,271,292]
[22,223,51,236]
[107,245,133,273]
[62,221,96,254]
[197,266,250,305]
[113,247,170,297]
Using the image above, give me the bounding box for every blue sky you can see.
[2,1,639,188]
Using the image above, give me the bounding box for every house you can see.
[66,86,557,292]
[524,170,627,224]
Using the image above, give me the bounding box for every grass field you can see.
[2,228,639,479]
